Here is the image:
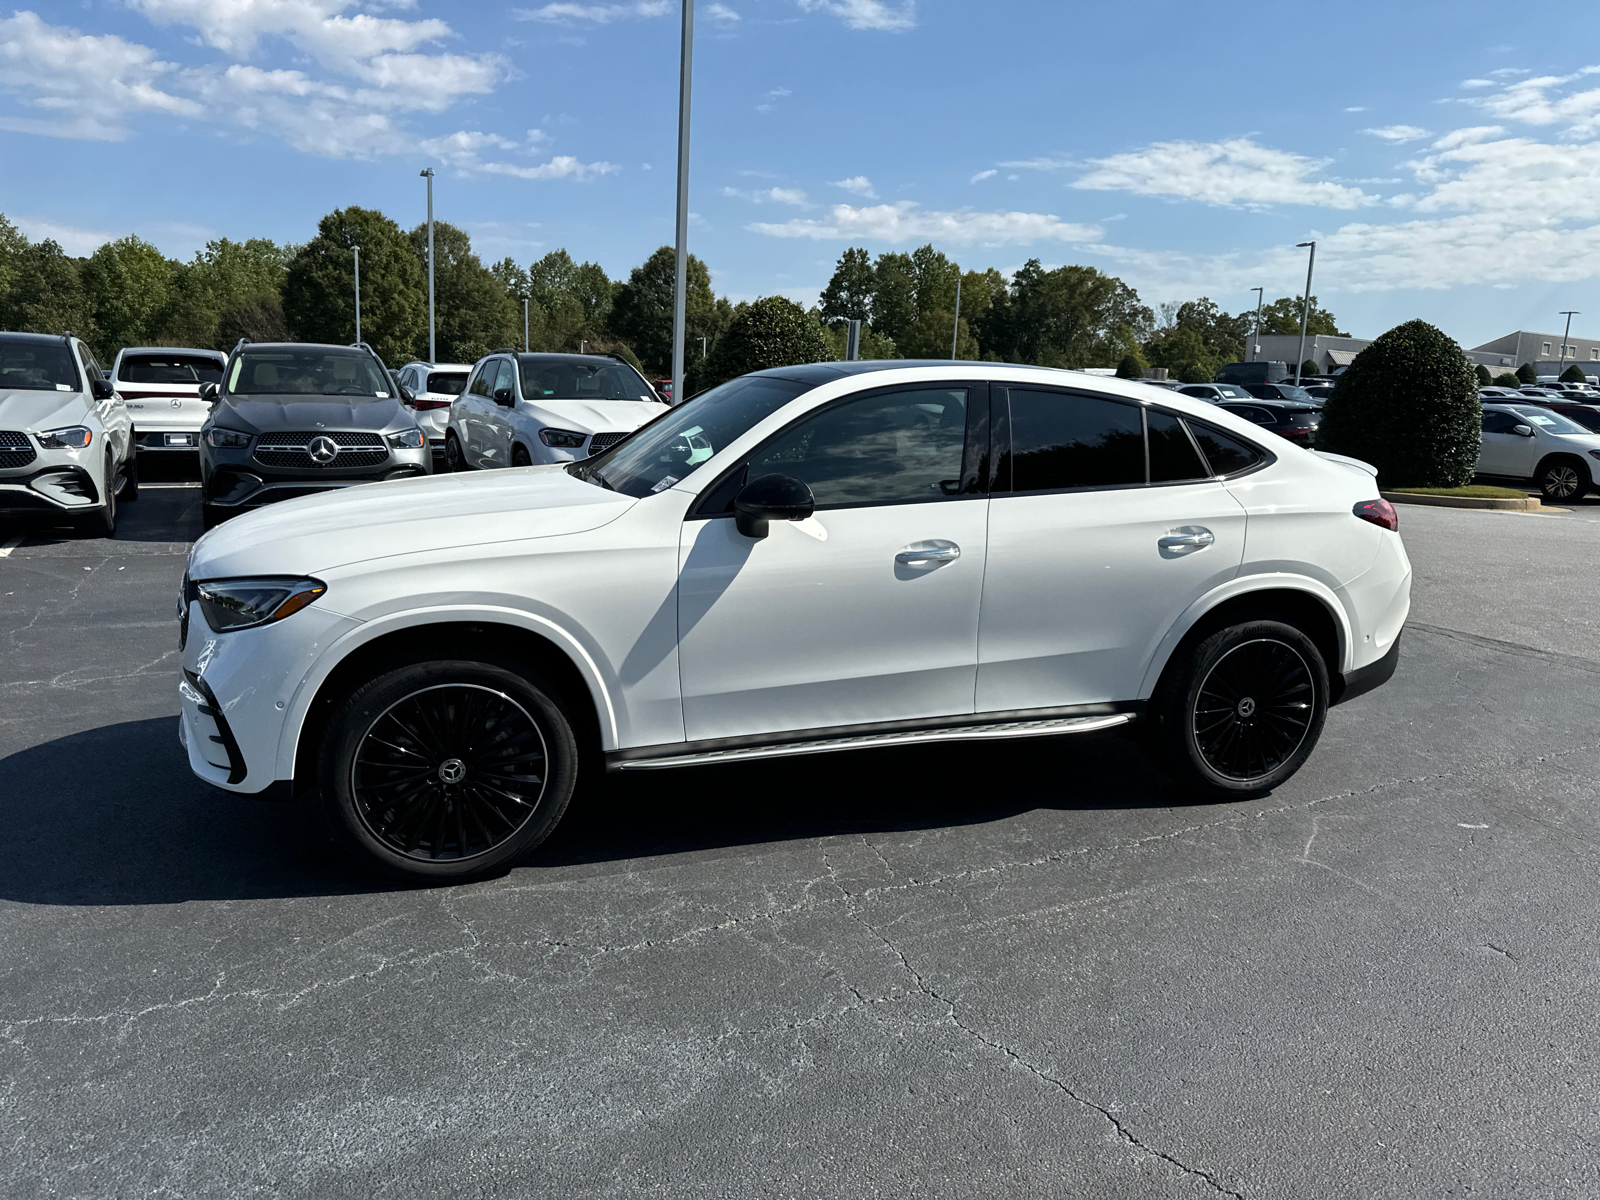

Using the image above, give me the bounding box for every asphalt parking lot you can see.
[6,467,1600,1198]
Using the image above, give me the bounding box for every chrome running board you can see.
[614,712,1135,770]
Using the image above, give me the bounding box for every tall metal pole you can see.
[523,296,530,351]
[421,168,436,362]
[671,0,694,405]
[1559,310,1579,378]
[353,245,361,345]
[1294,241,1316,385]
[950,272,962,359]
[1249,286,1264,362]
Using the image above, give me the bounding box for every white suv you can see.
[395,361,472,465]
[1478,401,1600,500]
[177,363,1411,882]
[109,346,225,453]
[445,351,666,470]
[0,331,136,536]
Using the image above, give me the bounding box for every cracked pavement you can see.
[5,489,1600,1198]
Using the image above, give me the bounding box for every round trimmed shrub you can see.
[1115,354,1144,379]
[1561,363,1588,383]
[687,296,830,394]
[1316,319,1480,488]
[1493,372,1520,388]
[1474,364,1492,385]
[1516,362,1538,384]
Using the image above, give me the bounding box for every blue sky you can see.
[4,0,1600,347]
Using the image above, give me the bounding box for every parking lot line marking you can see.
[0,535,23,558]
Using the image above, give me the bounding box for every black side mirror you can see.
[734,473,815,539]
[199,382,219,403]
[1513,423,1535,437]
[399,385,416,406]
[493,386,514,407]
[90,376,115,400]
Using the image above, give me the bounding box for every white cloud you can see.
[970,169,996,183]
[749,201,1103,246]
[9,216,121,256]
[1490,67,1532,78]
[1073,138,1378,209]
[796,0,915,32]
[998,156,1075,171]
[1471,70,1600,133]
[1344,106,1369,112]
[513,1,670,23]
[723,186,810,206]
[831,175,878,198]
[705,3,740,21]
[1363,124,1431,142]
[1461,79,1494,89]
[130,0,452,69]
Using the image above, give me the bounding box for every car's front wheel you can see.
[1537,457,1588,502]
[445,431,468,473]
[1145,619,1328,800]
[314,656,579,882]
[73,453,117,538]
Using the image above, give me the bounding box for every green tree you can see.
[282,207,424,366]
[1258,295,1346,337]
[165,237,291,349]
[897,309,978,359]
[1317,320,1479,488]
[0,214,27,306]
[870,252,919,345]
[1144,325,1218,384]
[607,245,718,375]
[818,247,875,326]
[1171,297,1246,362]
[955,267,1006,338]
[217,297,289,346]
[1561,363,1588,383]
[688,296,830,393]
[81,236,175,360]
[490,257,531,302]
[408,221,518,362]
[909,243,960,317]
[1474,363,1492,386]
[3,240,91,339]
[818,319,898,361]
[980,260,1153,367]
[528,249,578,307]
[1493,371,1521,388]
[1516,362,1538,384]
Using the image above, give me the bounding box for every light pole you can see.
[1294,241,1316,385]
[420,168,436,362]
[950,272,962,359]
[670,0,694,404]
[353,244,361,345]
[1248,286,1264,362]
[699,336,707,360]
[1558,310,1579,378]
[522,295,530,351]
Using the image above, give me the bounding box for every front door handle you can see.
[1159,529,1215,551]
[896,542,960,566]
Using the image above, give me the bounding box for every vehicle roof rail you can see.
[233,338,251,353]
[492,346,519,355]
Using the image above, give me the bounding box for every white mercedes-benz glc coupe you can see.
[177,362,1411,882]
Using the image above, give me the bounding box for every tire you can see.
[1145,619,1328,800]
[117,439,139,500]
[1537,457,1588,502]
[314,656,579,883]
[512,444,532,467]
[73,455,117,538]
[445,431,468,473]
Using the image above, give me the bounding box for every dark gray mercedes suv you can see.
[199,342,430,528]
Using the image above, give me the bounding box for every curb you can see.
[1381,490,1545,512]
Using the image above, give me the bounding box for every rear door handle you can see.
[896,542,960,566]
[1159,529,1215,550]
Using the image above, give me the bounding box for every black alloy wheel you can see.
[317,657,578,881]
[1538,459,1587,501]
[1146,619,1328,799]
[512,444,532,468]
[445,432,467,472]
[73,452,116,538]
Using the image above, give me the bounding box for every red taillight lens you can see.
[1354,498,1399,531]
[412,398,451,411]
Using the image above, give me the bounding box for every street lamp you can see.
[522,294,530,352]
[670,0,694,405]
[1294,241,1316,386]
[420,168,436,363]
[950,271,963,360]
[1558,310,1580,378]
[352,244,361,345]
[1249,286,1264,362]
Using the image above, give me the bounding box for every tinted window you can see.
[1006,389,1143,491]
[519,359,655,402]
[119,354,223,385]
[230,349,390,397]
[1558,406,1600,432]
[1187,422,1265,476]
[748,387,968,508]
[1481,410,1522,434]
[0,341,80,391]
[468,363,493,397]
[1147,410,1209,483]
[490,359,515,398]
[1220,404,1276,426]
[1178,386,1215,400]
[427,371,468,396]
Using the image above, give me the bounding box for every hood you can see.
[189,465,635,578]
[211,395,412,434]
[524,399,668,435]
[0,389,87,431]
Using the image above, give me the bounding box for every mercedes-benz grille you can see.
[587,432,629,456]
[0,431,37,469]
[253,431,388,470]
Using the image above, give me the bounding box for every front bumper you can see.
[0,455,102,513]
[202,440,432,510]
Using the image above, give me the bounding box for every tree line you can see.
[0,206,1345,389]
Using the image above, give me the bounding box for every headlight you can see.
[36,426,92,449]
[196,577,326,633]
[206,428,252,449]
[1588,450,1600,461]
[539,428,588,448]
[385,427,426,449]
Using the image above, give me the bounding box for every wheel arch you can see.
[281,613,618,797]
[1535,450,1592,483]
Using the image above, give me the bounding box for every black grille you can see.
[254,431,388,470]
[0,430,36,469]
[283,431,383,447]
[588,432,628,455]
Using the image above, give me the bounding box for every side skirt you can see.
[606,704,1142,772]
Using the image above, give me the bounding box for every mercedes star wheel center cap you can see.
[1237,697,1257,718]
[438,758,467,785]
[308,435,339,464]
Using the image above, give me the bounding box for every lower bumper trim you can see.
[1334,631,1402,706]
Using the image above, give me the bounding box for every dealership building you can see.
[1252,329,1600,379]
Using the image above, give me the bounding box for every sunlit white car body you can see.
[1477,401,1600,499]
[110,346,224,453]
[396,360,471,462]
[177,363,1410,797]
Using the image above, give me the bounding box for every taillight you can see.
[412,398,451,411]
[1354,498,1399,531]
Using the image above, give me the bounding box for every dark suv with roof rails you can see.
[198,341,430,528]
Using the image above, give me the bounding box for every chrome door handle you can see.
[1159,530,1214,550]
[896,544,960,565]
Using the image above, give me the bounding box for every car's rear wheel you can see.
[445,431,468,472]
[73,454,117,538]
[314,656,578,882]
[1537,457,1588,502]
[1145,619,1328,800]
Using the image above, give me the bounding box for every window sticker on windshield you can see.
[651,475,680,493]
[1528,415,1557,426]
[56,383,72,391]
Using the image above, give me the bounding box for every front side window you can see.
[228,349,391,398]
[519,359,656,402]
[1004,389,1144,491]
[746,387,970,508]
[0,341,79,391]
[491,359,515,398]
[1481,411,1521,434]
[468,362,494,397]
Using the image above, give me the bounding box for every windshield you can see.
[227,350,391,398]
[118,354,224,385]
[520,359,656,402]
[0,341,78,392]
[426,371,468,396]
[1511,405,1591,435]
[576,375,813,498]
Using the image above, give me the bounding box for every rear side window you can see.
[1187,422,1266,476]
[1005,389,1144,491]
[1147,411,1210,483]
